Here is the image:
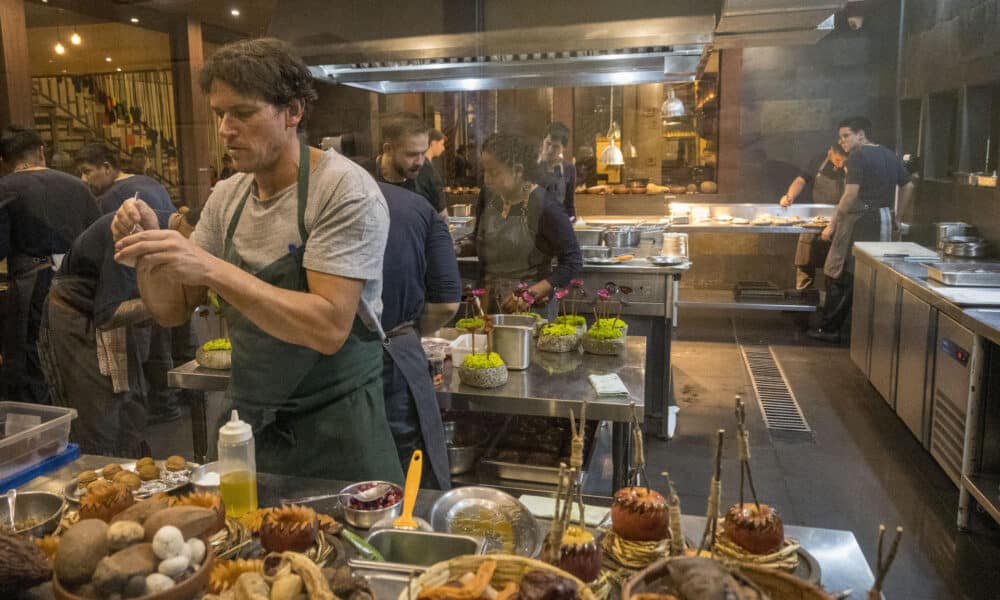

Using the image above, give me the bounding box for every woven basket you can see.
[622,555,833,600]
[399,554,597,600]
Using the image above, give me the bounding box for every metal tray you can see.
[926,262,1000,287]
[477,417,597,485]
[65,460,196,503]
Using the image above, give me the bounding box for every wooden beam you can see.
[717,48,742,195]
[169,17,212,209]
[0,0,34,127]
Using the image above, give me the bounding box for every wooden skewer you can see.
[698,429,725,554]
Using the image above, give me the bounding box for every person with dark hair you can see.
[472,133,582,314]
[777,143,848,290]
[0,125,100,404]
[426,129,446,162]
[38,208,197,455]
[360,113,446,213]
[111,37,403,483]
[808,117,914,342]
[76,143,175,215]
[75,142,180,423]
[127,146,149,176]
[377,182,460,489]
[538,122,577,219]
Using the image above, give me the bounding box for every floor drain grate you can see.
[739,344,812,433]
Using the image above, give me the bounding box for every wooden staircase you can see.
[31,71,180,197]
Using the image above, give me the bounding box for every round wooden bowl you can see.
[53,547,214,600]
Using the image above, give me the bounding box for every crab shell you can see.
[610,487,669,541]
[723,503,785,555]
[258,504,319,553]
[559,527,602,583]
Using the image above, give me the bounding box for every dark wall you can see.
[728,1,900,203]
[307,80,377,160]
[901,0,1000,246]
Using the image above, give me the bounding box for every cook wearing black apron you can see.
[377,183,461,489]
[217,144,403,482]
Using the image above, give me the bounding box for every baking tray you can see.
[477,417,597,484]
[926,262,1000,287]
[65,459,197,503]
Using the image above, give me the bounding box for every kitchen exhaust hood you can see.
[269,0,846,93]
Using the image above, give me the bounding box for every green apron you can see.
[219,143,403,483]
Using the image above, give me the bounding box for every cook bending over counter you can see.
[467,134,582,315]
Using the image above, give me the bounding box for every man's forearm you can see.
[204,259,354,355]
[419,302,459,335]
[897,182,915,225]
[830,186,860,230]
[786,177,806,201]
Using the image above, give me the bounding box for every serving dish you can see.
[0,490,65,537]
[65,459,196,503]
[338,480,403,529]
[646,255,686,266]
[429,486,540,557]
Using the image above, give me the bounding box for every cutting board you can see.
[855,242,939,259]
[926,281,1000,306]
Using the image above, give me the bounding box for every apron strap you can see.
[224,142,312,254]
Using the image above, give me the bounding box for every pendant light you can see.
[601,86,624,167]
[70,32,81,45]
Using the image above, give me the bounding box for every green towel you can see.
[588,373,629,398]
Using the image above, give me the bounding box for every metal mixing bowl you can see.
[190,462,221,494]
[339,481,403,529]
[444,421,485,475]
[0,491,65,537]
[429,486,540,556]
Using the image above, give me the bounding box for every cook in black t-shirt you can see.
[75,142,175,214]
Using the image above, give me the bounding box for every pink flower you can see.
[570,279,585,288]
[516,281,529,291]
[596,288,610,299]
[554,289,569,300]
[471,288,486,297]
[521,291,536,305]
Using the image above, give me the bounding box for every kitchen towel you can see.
[588,373,629,398]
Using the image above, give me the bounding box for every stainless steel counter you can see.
[22,454,877,599]
[456,255,691,275]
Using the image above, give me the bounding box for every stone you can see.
[187,538,206,566]
[55,519,109,586]
[92,543,158,595]
[157,554,190,578]
[151,525,186,559]
[144,506,217,542]
[107,520,145,552]
[123,574,147,598]
[145,573,176,593]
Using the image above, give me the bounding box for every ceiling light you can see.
[661,87,686,119]
[130,17,140,24]
[105,57,112,62]
[600,86,625,167]
[54,42,65,55]
[230,8,240,16]
[70,32,81,45]
[116,67,122,72]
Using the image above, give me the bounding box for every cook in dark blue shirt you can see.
[378,183,461,489]
[538,122,577,220]
[75,143,175,214]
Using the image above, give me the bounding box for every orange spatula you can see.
[392,450,423,530]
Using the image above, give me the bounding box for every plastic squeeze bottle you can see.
[217,409,258,517]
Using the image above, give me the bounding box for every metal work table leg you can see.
[612,421,631,491]
[189,391,209,465]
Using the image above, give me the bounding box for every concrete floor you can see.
[146,309,1000,599]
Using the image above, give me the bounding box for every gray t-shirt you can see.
[192,149,389,332]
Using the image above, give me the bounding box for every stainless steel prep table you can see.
[22,454,877,599]
[457,256,687,440]
[853,243,1000,531]
[168,337,647,493]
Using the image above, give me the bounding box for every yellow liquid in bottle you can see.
[220,470,258,517]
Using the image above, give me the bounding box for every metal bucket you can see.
[490,325,533,370]
[574,227,605,246]
[602,227,641,248]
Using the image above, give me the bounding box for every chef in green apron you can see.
[777,144,847,290]
[110,38,403,483]
[472,134,582,317]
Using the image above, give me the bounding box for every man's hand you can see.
[821,225,833,241]
[779,194,793,208]
[114,229,216,285]
[111,197,159,241]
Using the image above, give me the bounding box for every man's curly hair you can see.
[482,133,544,184]
[200,38,318,132]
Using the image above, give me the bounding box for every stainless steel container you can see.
[449,204,472,217]
[0,491,65,537]
[363,529,484,566]
[490,324,533,370]
[935,222,973,249]
[662,232,689,257]
[580,245,611,259]
[443,421,485,474]
[490,314,537,328]
[602,227,641,248]
[338,481,403,529]
[574,227,605,246]
[943,237,990,258]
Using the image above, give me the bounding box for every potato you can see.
[55,519,109,585]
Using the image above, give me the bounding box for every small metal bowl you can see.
[0,491,65,537]
[339,481,403,529]
[429,486,540,556]
[189,462,221,494]
[444,421,486,475]
[646,255,687,266]
[580,245,611,259]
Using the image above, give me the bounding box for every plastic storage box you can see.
[0,402,77,482]
[449,334,488,367]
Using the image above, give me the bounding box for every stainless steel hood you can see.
[269,0,846,93]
